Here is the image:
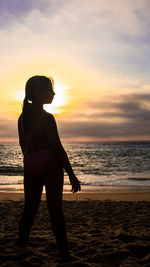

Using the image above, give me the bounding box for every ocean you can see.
[0,141,150,192]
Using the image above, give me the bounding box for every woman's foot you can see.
[60,253,79,263]
[17,237,28,248]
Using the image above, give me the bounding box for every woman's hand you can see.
[69,175,81,193]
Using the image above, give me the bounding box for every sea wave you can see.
[0,166,23,175]
[1,174,150,188]
[126,177,150,181]
[0,141,150,187]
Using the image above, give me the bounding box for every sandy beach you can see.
[1,190,150,266]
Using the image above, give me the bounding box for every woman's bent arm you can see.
[45,114,75,178]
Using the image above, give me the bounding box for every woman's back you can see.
[19,107,52,155]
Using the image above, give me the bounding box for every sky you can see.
[0,0,150,141]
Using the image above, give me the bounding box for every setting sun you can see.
[1,0,150,142]
[44,80,68,114]
[15,79,68,114]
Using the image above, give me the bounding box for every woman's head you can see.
[25,75,55,104]
[22,75,55,134]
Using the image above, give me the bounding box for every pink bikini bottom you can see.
[24,150,55,177]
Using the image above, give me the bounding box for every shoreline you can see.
[1,186,150,201]
[1,184,150,192]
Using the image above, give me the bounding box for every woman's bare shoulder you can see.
[42,111,57,131]
[43,110,55,121]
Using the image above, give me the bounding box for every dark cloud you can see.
[95,100,150,123]
[70,103,150,123]
[86,94,150,108]
[58,119,150,139]
[64,93,150,121]
[0,93,150,140]
[57,93,150,139]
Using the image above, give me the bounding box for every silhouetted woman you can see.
[18,75,81,262]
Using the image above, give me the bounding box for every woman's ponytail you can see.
[22,96,30,135]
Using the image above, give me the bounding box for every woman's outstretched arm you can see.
[45,113,81,193]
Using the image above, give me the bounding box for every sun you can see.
[44,80,68,113]
[16,80,68,114]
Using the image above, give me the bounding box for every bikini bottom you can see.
[24,149,56,178]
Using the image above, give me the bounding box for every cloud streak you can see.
[0,1,150,141]
[1,93,150,141]
[56,93,150,140]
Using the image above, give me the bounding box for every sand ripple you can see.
[0,200,150,266]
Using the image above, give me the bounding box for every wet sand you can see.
[1,189,150,201]
[1,191,150,266]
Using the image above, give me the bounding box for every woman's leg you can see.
[19,169,43,247]
[45,165,69,259]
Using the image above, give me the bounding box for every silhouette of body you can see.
[18,76,81,261]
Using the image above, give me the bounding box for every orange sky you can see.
[0,0,150,142]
